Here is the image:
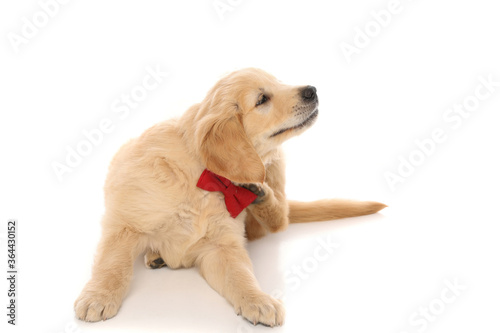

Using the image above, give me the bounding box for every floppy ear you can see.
[196,113,265,184]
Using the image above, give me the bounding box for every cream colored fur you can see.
[74,68,386,326]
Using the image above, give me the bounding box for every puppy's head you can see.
[195,68,319,183]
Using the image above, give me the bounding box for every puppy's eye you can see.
[256,94,269,106]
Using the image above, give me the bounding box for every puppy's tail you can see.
[288,199,387,223]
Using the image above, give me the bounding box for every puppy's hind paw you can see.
[144,251,167,269]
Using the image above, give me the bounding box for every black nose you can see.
[301,85,317,102]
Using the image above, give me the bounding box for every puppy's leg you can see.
[195,240,284,326]
[244,213,268,241]
[144,250,167,269]
[244,182,288,234]
[244,153,289,239]
[75,226,143,322]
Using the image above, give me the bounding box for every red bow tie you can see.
[196,169,258,218]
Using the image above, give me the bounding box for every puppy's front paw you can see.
[240,183,266,204]
[234,293,285,327]
[74,288,122,322]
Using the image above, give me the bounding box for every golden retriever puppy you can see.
[74,68,386,327]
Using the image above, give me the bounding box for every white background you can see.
[1,0,499,332]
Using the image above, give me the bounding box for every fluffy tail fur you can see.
[288,199,387,223]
